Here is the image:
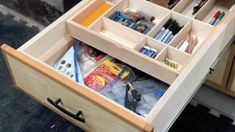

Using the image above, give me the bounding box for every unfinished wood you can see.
[67,19,179,84]
[98,0,171,36]
[126,0,170,25]
[205,44,235,90]
[1,0,235,132]
[148,11,190,45]
[148,12,171,39]
[65,2,235,131]
[39,36,75,66]
[195,0,235,23]
[72,0,119,28]
[1,44,153,132]
[170,19,213,55]
[173,0,208,18]
[135,37,166,59]
[147,20,233,131]
[103,0,171,25]
[92,17,145,49]
[156,46,190,71]
[147,0,169,9]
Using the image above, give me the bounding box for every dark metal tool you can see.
[124,82,141,113]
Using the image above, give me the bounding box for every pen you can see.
[74,42,80,83]
[154,19,172,40]
[209,10,221,25]
[158,20,176,42]
[162,25,178,43]
[213,11,225,26]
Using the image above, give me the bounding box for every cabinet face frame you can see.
[1,0,235,132]
[205,44,235,90]
[227,52,235,93]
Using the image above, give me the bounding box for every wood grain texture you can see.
[1,44,153,132]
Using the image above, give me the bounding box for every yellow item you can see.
[94,75,106,86]
[102,59,129,79]
[80,2,112,27]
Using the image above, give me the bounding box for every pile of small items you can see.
[164,58,179,69]
[54,41,167,116]
[154,18,182,44]
[139,46,158,58]
[110,10,155,34]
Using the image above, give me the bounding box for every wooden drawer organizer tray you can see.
[1,0,235,132]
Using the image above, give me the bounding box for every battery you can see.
[146,48,157,58]
[139,46,150,54]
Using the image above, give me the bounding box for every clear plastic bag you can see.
[100,79,167,116]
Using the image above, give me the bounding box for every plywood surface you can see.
[1,44,153,132]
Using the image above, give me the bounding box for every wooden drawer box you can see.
[1,0,235,131]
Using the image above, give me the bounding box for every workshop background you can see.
[0,0,234,132]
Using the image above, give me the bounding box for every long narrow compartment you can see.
[147,0,181,10]
[195,0,235,25]
[173,0,208,17]
[90,17,145,49]
[72,0,120,28]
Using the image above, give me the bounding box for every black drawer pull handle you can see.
[47,97,85,123]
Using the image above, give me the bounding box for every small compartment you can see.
[195,0,235,25]
[135,37,166,59]
[106,0,170,34]
[72,0,119,28]
[147,0,181,9]
[149,12,190,45]
[90,17,145,49]
[156,47,190,70]
[173,0,208,17]
[170,19,213,54]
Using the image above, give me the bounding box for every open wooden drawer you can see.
[1,0,235,132]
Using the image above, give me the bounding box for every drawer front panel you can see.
[1,45,153,132]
